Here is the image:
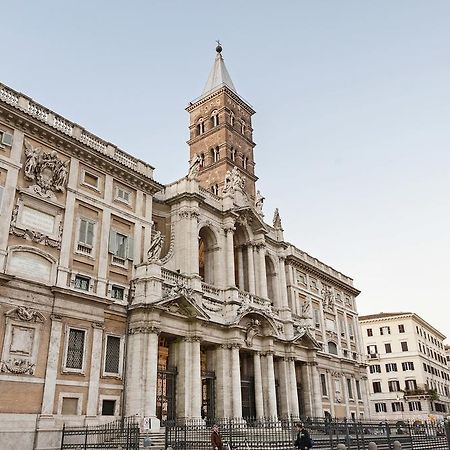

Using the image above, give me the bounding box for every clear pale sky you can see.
[3,1,450,339]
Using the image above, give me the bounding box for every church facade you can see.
[0,46,369,449]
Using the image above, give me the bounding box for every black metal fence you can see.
[165,416,450,450]
[60,416,140,449]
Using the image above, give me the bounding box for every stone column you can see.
[257,244,268,299]
[361,376,370,418]
[215,345,231,418]
[342,374,350,418]
[309,362,323,417]
[288,358,300,417]
[301,363,313,416]
[278,358,291,417]
[143,328,160,428]
[190,211,200,275]
[190,337,202,419]
[354,378,361,417]
[231,344,242,418]
[246,243,256,294]
[125,328,142,416]
[265,352,278,418]
[40,315,63,416]
[253,352,264,418]
[278,257,289,309]
[174,338,191,419]
[86,324,103,418]
[96,209,112,296]
[327,372,336,416]
[225,227,235,287]
[237,246,245,290]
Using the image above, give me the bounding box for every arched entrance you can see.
[198,226,217,285]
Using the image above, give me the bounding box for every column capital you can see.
[230,342,242,350]
[50,314,63,322]
[224,226,236,234]
[91,322,104,330]
[128,325,161,335]
[183,335,202,343]
[261,350,274,357]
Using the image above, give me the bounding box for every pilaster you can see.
[230,343,242,418]
[253,352,264,418]
[86,323,103,418]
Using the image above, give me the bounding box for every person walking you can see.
[211,424,224,450]
[294,422,313,449]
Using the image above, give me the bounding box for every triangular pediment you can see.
[291,326,321,349]
[156,294,210,320]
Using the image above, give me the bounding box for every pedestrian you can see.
[211,424,223,450]
[294,422,313,449]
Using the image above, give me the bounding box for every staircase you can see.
[140,429,165,449]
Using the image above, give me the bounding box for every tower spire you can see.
[201,43,237,97]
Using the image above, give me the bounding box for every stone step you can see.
[140,431,165,450]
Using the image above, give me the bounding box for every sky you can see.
[3,1,450,339]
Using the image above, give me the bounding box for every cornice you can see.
[0,103,163,196]
[286,255,360,297]
[51,286,114,307]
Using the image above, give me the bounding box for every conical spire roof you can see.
[201,43,237,97]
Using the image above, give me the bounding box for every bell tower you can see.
[187,43,257,198]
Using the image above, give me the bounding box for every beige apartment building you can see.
[0,45,369,450]
[360,312,450,422]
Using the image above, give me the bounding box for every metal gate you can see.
[241,377,256,418]
[156,366,176,425]
[202,370,216,425]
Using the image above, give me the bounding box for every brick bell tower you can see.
[186,43,257,198]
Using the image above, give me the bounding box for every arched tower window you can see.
[242,156,248,170]
[197,119,205,136]
[230,112,235,127]
[198,227,217,285]
[199,153,205,167]
[211,110,219,127]
[233,224,250,291]
[211,184,219,195]
[211,146,220,163]
[265,255,277,304]
[241,120,246,135]
[230,147,236,161]
[328,342,338,355]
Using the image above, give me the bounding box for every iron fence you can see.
[60,416,139,449]
[165,416,450,450]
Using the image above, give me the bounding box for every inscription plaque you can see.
[9,251,52,282]
[21,206,55,234]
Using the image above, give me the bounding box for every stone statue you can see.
[255,190,264,215]
[188,154,202,179]
[24,140,40,180]
[147,229,164,262]
[54,159,70,192]
[301,298,312,318]
[273,208,283,230]
[321,285,334,311]
[223,166,245,194]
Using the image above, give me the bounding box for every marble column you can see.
[231,344,242,418]
[190,337,202,418]
[288,358,300,417]
[327,372,336,417]
[246,243,256,294]
[190,211,200,275]
[86,324,103,417]
[278,358,291,417]
[253,352,264,418]
[361,376,370,418]
[278,257,289,309]
[308,362,323,417]
[41,316,63,416]
[342,374,350,418]
[225,227,235,287]
[174,338,191,419]
[257,244,268,299]
[143,329,160,422]
[125,329,142,416]
[237,246,245,290]
[215,345,231,418]
[265,352,278,418]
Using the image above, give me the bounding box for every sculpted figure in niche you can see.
[301,298,312,318]
[188,153,202,179]
[24,141,40,180]
[147,229,164,262]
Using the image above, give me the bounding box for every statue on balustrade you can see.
[147,229,164,262]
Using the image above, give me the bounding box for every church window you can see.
[241,120,246,134]
[375,402,387,412]
[65,328,86,371]
[230,147,236,161]
[111,285,125,301]
[230,112,235,126]
[328,341,338,355]
[320,374,328,396]
[74,274,90,291]
[212,146,220,162]
[101,399,116,416]
[197,119,205,136]
[242,156,248,170]
[211,184,219,195]
[77,218,95,255]
[211,110,219,127]
[115,187,131,204]
[109,230,133,262]
[82,171,99,190]
[104,335,122,375]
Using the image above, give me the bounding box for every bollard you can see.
[368,442,378,450]
[393,441,402,450]
[336,444,347,450]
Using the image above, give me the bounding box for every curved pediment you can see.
[291,326,321,349]
[235,311,281,347]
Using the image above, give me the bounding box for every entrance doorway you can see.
[241,377,256,418]
[156,367,177,425]
[202,370,216,425]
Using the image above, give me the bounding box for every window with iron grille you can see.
[105,335,121,374]
[111,285,124,301]
[102,399,116,415]
[66,329,85,370]
[74,275,90,291]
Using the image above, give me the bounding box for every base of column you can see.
[142,415,160,432]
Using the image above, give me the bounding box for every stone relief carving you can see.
[23,140,69,199]
[7,305,45,323]
[160,228,175,264]
[163,280,194,301]
[1,358,35,375]
[273,208,283,230]
[223,166,245,194]
[321,285,334,311]
[187,153,202,179]
[147,229,164,262]
[245,318,261,347]
[254,190,264,216]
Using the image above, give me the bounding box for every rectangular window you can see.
[314,309,321,328]
[61,397,79,415]
[392,402,404,412]
[356,380,362,400]
[375,402,387,413]
[373,381,382,393]
[104,335,121,374]
[386,363,398,373]
[388,380,401,392]
[339,317,346,337]
[398,324,405,333]
[367,328,373,337]
[401,341,409,352]
[66,329,85,370]
[321,373,328,396]
[367,345,378,356]
[74,275,90,291]
[348,319,355,339]
[408,401,422,411]
[380,326,391,335]
[347,378,353,399]
[83,171,99,189]
[385,343,392,353]
[405,379,417,391]
[370,364,381,374]
[109,230,133,261]
[111,285,125,301]
[77,218,95,255]
[115,187,131,204]
[402,361,414,371]
[0,130,13,147]
[102,399,116,416]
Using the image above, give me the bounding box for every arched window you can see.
[230,147,236,161]
[242,156,248,170]
[230,112,235,127]
[197,119,205,136]
[241,120,246,135]
[211,184,219,195]
[198,227,217,284]
[265,255,278,304]
[211,110,219,127]
[211,146,220,163]
[199,153,205,167]
[328,342,338,355]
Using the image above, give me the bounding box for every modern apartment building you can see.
[360,312,450,421]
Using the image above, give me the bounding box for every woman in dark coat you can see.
[295,422,313,449]
[211,424,223,450]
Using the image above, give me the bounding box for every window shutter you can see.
[108,230,117,254]
[127,237,134,260]
[86,222,94,246]
[79,219,87,243]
